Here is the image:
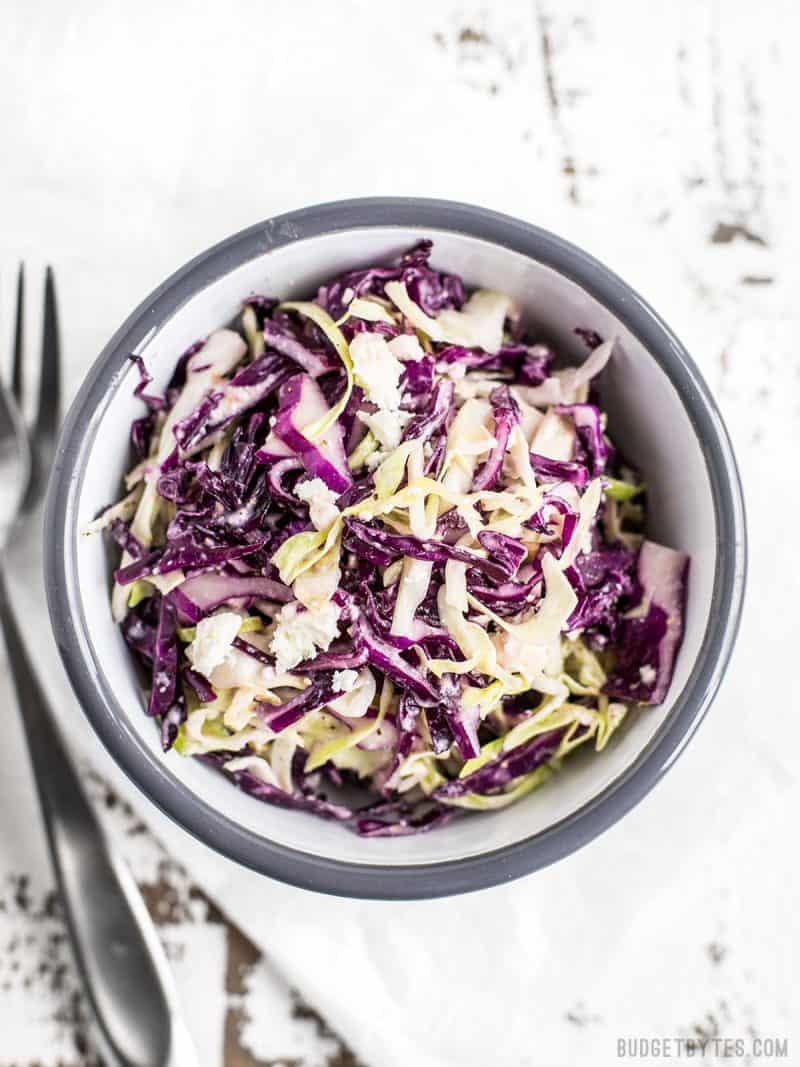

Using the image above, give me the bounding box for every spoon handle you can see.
[0,568,198,1067]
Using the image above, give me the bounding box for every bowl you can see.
[45,198,746,898]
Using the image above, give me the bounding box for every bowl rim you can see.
[45,197,746,899]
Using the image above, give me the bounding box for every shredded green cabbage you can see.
[280,301,353,440]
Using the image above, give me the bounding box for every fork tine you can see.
[12,263,25,407]
[35,265,61,444]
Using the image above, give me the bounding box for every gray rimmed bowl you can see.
[45,198,746,899]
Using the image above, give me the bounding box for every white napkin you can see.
[0,314,796,1067]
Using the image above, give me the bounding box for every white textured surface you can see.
[1,2,799,1066]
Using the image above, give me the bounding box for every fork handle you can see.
[0,569,193,1067]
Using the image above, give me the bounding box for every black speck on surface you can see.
[707,941,727,965]
[13,874,31,912]
[565,1001,601,1027]
[710,221,767,246]
[458,26,489,44]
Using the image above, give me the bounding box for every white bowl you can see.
[46,199,746,897]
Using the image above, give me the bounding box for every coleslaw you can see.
[89,241,689,836]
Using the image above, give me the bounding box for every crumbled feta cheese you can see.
[270,601,340,673]
[295,477,340,530]
[186,612,242,679]
[639,664,657,686]
[328,668,377,718]
[357,408,410,450]
[332,669,359,693]
[387,333,425,362]
[349,331,404,411]
[437,360,467,380]
[207,633,297,690]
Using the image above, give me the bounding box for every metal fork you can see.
[0,266,198,1067]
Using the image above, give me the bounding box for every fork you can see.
[0,265,198,1067]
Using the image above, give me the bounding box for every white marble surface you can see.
[1,1,799,1064]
